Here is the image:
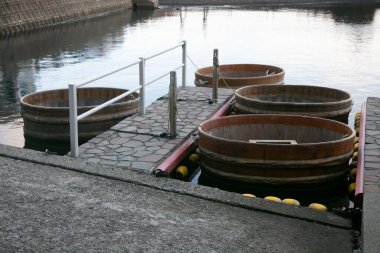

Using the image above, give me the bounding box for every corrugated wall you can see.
[0,0,133,37]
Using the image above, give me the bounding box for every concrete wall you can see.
[133,0,159,8]
[159,0,376,6]
[0,0,133,37]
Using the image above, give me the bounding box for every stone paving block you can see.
[86,148,104,154]
[365,156,380,163]
[365,144,380,150]
[131,161,154,172]
[122,141,143,148]
[365,175,380,183]
[367,130,380,136]
[132,135,153,142]
[133,151,151,158]
[364,184,380,193]
[99,160,117,166]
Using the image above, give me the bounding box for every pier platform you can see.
[362,97,380,253]
[78,86,233,173]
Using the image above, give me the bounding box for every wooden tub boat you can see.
[21,87,139,151]
[235,84,352,124]
[198,114,355,200]
[194,64,284,88]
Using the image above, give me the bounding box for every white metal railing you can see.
[69,41,187,157]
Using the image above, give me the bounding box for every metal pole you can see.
[68,84,79,157]
[139,58,146,115]
[169,71,177,138]
[212,49,219,103]
[182,40,187,87]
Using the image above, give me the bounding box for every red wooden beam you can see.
[354,102,366,207]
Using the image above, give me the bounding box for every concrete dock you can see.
[0,144,352,252]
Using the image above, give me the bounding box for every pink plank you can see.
[354,102,366,207]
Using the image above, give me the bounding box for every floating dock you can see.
[362,97,380,253]
[78,86,233,172]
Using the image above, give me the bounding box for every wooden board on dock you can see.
[78,87,233,173]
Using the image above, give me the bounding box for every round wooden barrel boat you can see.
[198,115,355,200]
[194,64,285,88]
[21,87,139,144]
[235,84,352,124]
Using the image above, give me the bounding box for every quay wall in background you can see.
[159,0,377,6]
[0,0,133,37]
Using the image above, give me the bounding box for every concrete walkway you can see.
[362,97,380,253]
[0,144,352,252]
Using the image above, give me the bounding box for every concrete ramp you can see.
[0,145,352,252]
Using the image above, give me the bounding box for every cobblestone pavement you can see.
[79,87,233,172]
[364,97,380,193]
[363,97,380,253]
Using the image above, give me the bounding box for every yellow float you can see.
[282,198,300,206]
[308,203,328,212]
[264,196,281,202]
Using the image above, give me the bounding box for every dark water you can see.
[1,6,380,148]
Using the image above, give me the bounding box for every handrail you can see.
[145,42,184,61]
[77,87,141,121]
[145,64,184,87]
[77,60,142,88]
[69,41,187,157]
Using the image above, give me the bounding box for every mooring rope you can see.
[186,54,200,70]
[188,53,236,92]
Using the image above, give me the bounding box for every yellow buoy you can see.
[354,143,359,151]
[349,168,357,179]
[175,165,188,178]
[282,198,300,206]
[264,196,281,202]
[308,203,328,212]
[355,118,360,126]
[348,182,356,194]
[352,151,358,161]
[350,161,357,169]
[188,153,200,163]
[348,182,356,200]
[242,193,256,198]
[354,136,359,144]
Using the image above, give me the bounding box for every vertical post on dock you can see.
[182,40,187,87]
[68,84,79,158]
[139,58,146,115]
[212,49,219,103]
[169,71,177,138]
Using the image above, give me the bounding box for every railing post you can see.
[212,48,219,103]
[169,71,177,138]
[182,40,187,87]
[68,84,79,157]
[139,58,146,115]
